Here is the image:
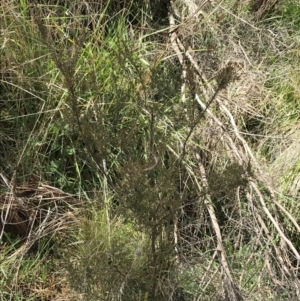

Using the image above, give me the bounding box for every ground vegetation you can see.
[1,0,300,300]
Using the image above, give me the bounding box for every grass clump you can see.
[68,208,150,300]
[0,236,66,300]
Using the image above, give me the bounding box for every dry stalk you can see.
[169,0,300,297]
[196,152,244,301]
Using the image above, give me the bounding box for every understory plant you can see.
[1,0,300,300]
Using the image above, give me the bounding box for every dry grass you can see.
[1,0,300,300]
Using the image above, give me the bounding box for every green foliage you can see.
[276,0,300,30]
